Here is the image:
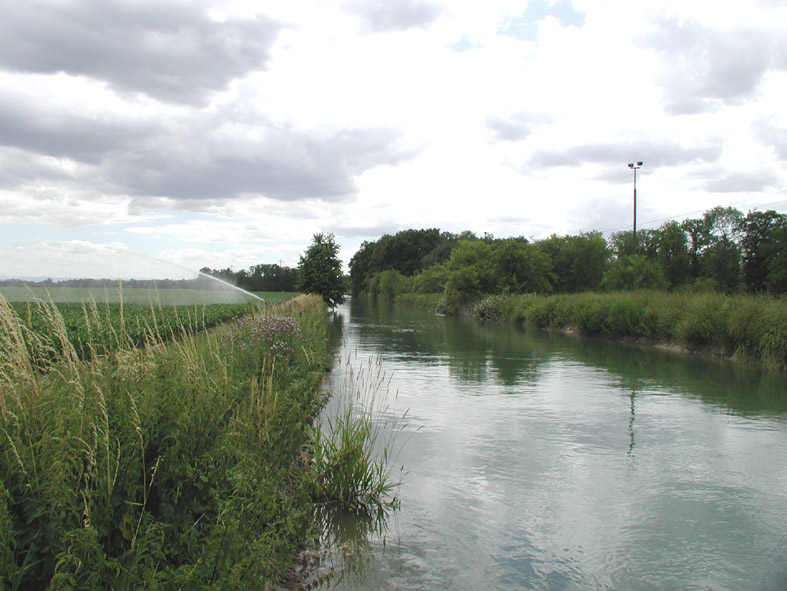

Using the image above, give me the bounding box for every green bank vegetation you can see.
[0,291,396,590]
[349,206,787,368]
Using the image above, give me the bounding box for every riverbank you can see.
[0,294,359,589]
[396,291,787,369]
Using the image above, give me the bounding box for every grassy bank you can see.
[0,292,390,589]
[398,291,787,369]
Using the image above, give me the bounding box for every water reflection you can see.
[628,390,636,456]
[310,503,393,587]
[343,298,787,418]
[320,298,787,591]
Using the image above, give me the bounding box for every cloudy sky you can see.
[1,0,786,278]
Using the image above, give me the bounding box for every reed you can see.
[311,354,401,512]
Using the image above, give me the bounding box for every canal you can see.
[320,298,787,591]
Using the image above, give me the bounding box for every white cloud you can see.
[0,0,281,105]
[0,0,785,279]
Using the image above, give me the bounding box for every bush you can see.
[470,295,508,322]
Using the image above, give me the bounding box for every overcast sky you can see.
[1,0,786,278]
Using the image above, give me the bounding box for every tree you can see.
[491,238,555,294]
[610,229,661,259]
[740,209,787,292]
[297,233,345,307]
[444,239,496,312]
[536,232,608,293]
[765,225,787,294]
[681,216,711,280]
[657,221,690,289]
[602,255,668,291]
[702,206,744,293]
[369,228,442,276]
[349,229,450,296]
[349,240,376,296]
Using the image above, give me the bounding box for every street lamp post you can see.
[628,161,643,255]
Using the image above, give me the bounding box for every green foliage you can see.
[658,220,691,288]
[602,255,669,291]
[449,290,787,368]
[740,210,787,292]
[491,238,555,294]
[7,298,257,360]
[311,355,399,513]
[610,229,661,258]
[347,204,787,301]
[310,408,397,511]
[348,240,376,296]
[674,293,732,350]
[202,263,299,292]
[411,263,449,294]
[536,232,608,293]
[765,225,787,294]
[298,233,346,308]
[349,229,448,296]
[469,295,508,322]
[0,293,335,589]
[369,270,412,300]
[371,229,442,276]
[443,240,496,313]
[703,240,741,292]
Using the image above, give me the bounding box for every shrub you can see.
[470,295,508,322]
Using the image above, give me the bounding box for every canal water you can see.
[319,298,787,591]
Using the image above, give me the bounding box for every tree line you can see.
[0,263,300,293]
[199,263,299,292]
[349,207,787,313]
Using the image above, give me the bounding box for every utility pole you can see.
[628,162,643,255]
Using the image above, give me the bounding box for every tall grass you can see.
[460,291,787,369]
[310,354,401,512]
[0,292,333,589]
[304,353,404,589]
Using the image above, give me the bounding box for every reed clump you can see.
[310,354,401,513]
[0,292,335,590]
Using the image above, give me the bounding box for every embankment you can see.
[397,291,787,369]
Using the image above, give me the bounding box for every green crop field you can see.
[0,285,298,305]
[0,287,300,359]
